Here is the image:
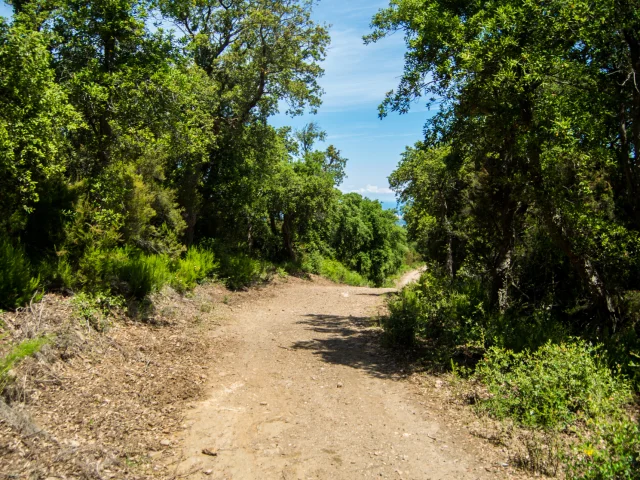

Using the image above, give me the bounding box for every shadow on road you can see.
[290,314,406,381]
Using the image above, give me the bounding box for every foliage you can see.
[218,252,267,291]
[374,0,640,382]
[78,247,171,299]
[171,247,218,293]
[0,337,49,390]
[116,252,171,299]
[301,252,369,287]
[0,0,417,310]
[474,341,632,430]
[569,418,640,480]
[70,291,124,331]
[0,15,78,233]
[0,237,40,310]
[331,194,407,286]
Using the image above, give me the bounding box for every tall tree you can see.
[372,0,640,328]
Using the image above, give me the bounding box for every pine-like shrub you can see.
[0,237,39,309]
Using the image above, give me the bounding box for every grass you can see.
[0,337,49,390]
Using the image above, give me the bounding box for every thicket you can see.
[370,0,640,476]
[0,0,410,310]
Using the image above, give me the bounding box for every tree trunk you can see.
[282,214,296,261]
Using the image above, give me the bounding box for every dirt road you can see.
[174,275,506,479]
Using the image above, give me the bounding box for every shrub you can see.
[384,286,422,346]
[474,340,632,430]
[0,237,40,310]
[318,258,368,286]
[569,418,640,480]
[70,291,124,331]
[301,252,368,286]
[117,253,171,299]
[171,247,218,293]
[78,247,171,299]
[384,270,486,348]
[219,252,265,290]
[39,255,75,292]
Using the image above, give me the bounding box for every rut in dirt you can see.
[173,276,499,480]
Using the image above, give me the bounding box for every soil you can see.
[0,273,533,480]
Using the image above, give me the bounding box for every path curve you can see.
[175,276,498,479]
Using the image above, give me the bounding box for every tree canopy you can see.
[371,0,640,375]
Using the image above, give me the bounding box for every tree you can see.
[372,0,640,328]
[0,15,77,235]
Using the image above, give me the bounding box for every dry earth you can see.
[1,272,533,480]
[173,273,528,480]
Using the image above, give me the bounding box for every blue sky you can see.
[271,0,431,201]
[0,0,432,202]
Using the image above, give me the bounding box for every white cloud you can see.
[349,184,394,195]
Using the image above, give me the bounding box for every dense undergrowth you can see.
[384,269,639,477]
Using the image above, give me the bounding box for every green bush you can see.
[219,252,265,290]
[71,291,124,331]
[78,247,171,299]
[171,247,218,293]
[0,237,40,310]
[474,340,632,430]
[569,418,640,480]
[385,270,486,348]
[117,253,171,299]
[384,286,422,346]
[301,252,368,286]
[39,255,75,292]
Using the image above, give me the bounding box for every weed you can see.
[0,337,49,390]
[71,292,123,331]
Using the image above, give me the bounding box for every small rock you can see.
[160,439,172,447]
[260,402,268,406]
[204,470,213,476]
[337,382,343,388]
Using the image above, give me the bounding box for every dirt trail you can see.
[174,275,504,479]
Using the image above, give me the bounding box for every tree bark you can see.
[282,214,296,260]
